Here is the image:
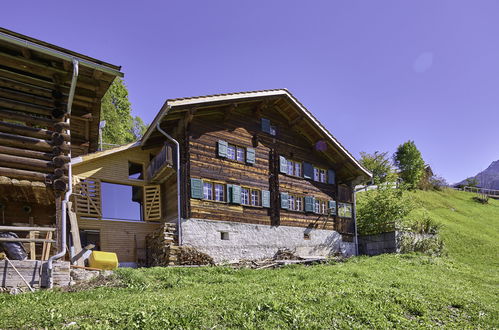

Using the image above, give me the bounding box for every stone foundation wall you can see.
[358,231,437,256]
[181,218,355,263]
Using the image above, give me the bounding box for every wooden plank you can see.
[67,202,84,267]
[29,231,37,260]
[41,231,52,261]
[0,225,56,232]
[0,237,56,243]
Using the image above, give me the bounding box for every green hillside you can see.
[1,189,498,328]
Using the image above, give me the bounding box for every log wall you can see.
[185,103,355,234]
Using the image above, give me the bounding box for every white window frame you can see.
[214,183,225,202]
[236,147,245,162]
[295,196,303,211]
[241,187,250,205]
[251,189,261,206]
[227,145,236,160]
[294,162,302,177]
[203,182,213,200]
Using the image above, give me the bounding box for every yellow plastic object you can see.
[88,251,118,270]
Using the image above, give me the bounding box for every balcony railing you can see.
[146,143,174,183]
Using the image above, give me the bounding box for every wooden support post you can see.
[67,202,83,266]
[42,231,52,261]
[29,231,36,260]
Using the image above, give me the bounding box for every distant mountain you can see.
[457,160,499,190]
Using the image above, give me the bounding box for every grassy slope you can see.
[0,190,498,329]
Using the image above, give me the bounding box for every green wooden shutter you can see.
[262,190,270,208]
[304,196,315,212]
[279,156,288,174]
[261,118,271,134]
[230,185,241,204]
[190,178,203,199]
[246,148,256,164]
[328,169,336,184]
[226,184,232,202]
[280,192,289,209]
[329,200,337,215]
[217,140,228,158]
[303,162,314,179]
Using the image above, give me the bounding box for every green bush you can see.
[401,209,441,234]
[357,186,414,235]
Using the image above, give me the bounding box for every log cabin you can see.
[0,27,123,273]
[73,89,372,264]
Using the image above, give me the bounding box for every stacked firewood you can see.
[146,223,179,267]
[177,246,214,266]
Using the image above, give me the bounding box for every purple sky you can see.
[2,1,498,183]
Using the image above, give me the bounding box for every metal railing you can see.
[454,186,499,197]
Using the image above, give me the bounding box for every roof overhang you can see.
[142,89,372,180]
[0,28,124,156]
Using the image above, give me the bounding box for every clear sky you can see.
[2,1,498,184]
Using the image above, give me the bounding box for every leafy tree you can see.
[100,78,147,146]
[359,151,397,184]
[465,177,479,187]
[393,140,425,189]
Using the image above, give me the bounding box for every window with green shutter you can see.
[328,169,336,184]
[280,192,289,209]
[304,196,315,212]
[190,178,203,199]
[279,156,288,174]
[261,190,270,208]
[246,148,256,164]
[303,162,314,179]
[217,140,228,158]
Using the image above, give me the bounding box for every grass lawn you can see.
[1,189,498,328]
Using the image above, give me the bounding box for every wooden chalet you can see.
[0,28,122,267]
[74,89,371,264]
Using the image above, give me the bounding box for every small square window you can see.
[220,232,229,240]
[128,162,143,180]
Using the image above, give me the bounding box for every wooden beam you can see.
[0,109,53,127]
[289,115,304,126]
[0,131,54,152]
[0,145,54,161]
[0,226,55,232]
[0,97,52,116]
[0,153,60,173]
[0,121,70,142]
[0,166,48,181]
[224,104,237,122]
[0,87,54,108]
[0,237,56,243]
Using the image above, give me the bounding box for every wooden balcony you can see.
[146,143,174,183]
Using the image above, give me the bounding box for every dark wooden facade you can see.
[144,90,370,239]
[0,28,122,257]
